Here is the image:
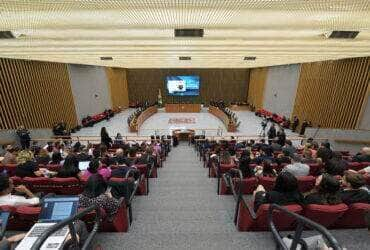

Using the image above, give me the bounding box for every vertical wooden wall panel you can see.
[292,57,369,129]
[106,67,129,109]
[0,58,78,129]
[247,67,268,109]
[126,69,249,104]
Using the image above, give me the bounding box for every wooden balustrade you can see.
[129,106,158,132]
[208,106,237,132]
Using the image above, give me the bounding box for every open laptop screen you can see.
[39,197,79,223]
[78,161,90,171]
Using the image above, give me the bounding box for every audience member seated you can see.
[1,145,17,165]
[255,160,277,177]
[340,172,370,204]
[111,158,139,180]
[317,142,333,163]
[282,140,296,156]
[275,149,292,166]
[82,159,111,181]
[0,174,39,206]
[56,155,82,179]
[283,154,310,177]
[35,148,51,165]
[325,154,347,176]
[114,133,124,145]
[50,151,63,165]
[301,149,318,165]
[270,139,282,153]
[15,150,43,178]
[352,147,370,163]
[76,147,92,162]
[220,151,234,165]
[253,172,304,212]
[305,174,342,205]
[126,148,138,167]
[79,174,121,218]
[238,150,254,178]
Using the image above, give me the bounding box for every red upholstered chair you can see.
[347,162,363,171]
[3,164,17,176]
[364,174,370,185]
[45,164,61,172]
[10,176,23,186]
[219,163,236,174]
[258,176,276,191]
[0,205,41,231]
[23,177,51,193]
[49,177,83,195]
[308,163,322,176]
[334,203,370,229]
[361,162,370,168]
[304,204,348,228]
[297,176,316,193]
[237,202,303,231]
[235,177,259,194]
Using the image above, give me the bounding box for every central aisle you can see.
[95,143,274,249]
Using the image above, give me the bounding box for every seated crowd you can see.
[201,138,370,211]
[0,138,167,216]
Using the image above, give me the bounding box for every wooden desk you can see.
[172,129,195,141]
[165,104,201,113]
[129,106,158,132]
[208,106,237,132]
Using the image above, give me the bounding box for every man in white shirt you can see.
[283,154,310,177]
[0,175,39,206]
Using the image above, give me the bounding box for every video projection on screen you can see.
[166,75,200,96]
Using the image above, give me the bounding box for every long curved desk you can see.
[208,106,237,132]
[129,106,158,132]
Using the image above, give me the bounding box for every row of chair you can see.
[237,201,370,231]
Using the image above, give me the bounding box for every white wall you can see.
[304,128,370,154]
[263,64,300,118]
[68,65,112,123]
[358,93,370,130]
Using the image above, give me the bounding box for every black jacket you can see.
[340,189,370,204]
[254,190,304,212]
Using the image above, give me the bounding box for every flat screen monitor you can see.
[166,75,200,96]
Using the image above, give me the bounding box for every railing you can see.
[268,204,342,250]
[30,205,101,250]
[223,172,343,250]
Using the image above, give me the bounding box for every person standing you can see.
[267,124,276,144]
[16,126,31,150]
[292,116,299,132]
[100,127,112,148]
[299,120,308,136]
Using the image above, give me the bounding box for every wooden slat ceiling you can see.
[0,0,369,68]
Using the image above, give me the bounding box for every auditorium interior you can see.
[0,1,369,249]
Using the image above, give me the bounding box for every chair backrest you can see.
[304,204,348,228]
[256,204,303,231]
[23,177,50,193]
[297,176,316,193]
[347,162,363,171]
[258,176,276,191]
[3,164,17,176]
[238,177,258,194]
[308,163,322,176]
[334,203,370,228]
[50,177,82,195]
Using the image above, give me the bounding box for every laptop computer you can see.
[16,196,79,250]
[78,161,90,171]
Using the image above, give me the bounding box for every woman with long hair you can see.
[253,171,304,211]
[100,127,112,148]
[78,174,120,218]
[305,174,342,205]
[57,155,82,179]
